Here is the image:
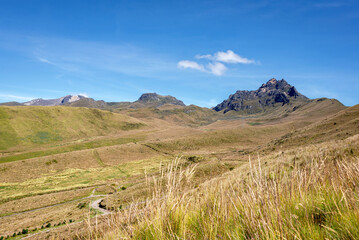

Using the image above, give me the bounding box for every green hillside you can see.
[0,106,144,150]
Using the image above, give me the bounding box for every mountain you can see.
[0,101,22,106]
[65,97,108,109]
[128,93,186,108]
[23,95,86,106]
[214,78,309,114]
[0,93,186,109]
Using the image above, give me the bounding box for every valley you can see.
[0,79,358,239]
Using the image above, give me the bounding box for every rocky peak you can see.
[214,78,308,114]
[138,93,162,102]
[61,95,86,104]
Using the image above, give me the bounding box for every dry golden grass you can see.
[0,187,93,216]
[52,135,359,240]
[0,196,99,237]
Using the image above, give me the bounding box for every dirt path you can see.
[20,196,110,239]
[91,198,111,215]
[0,194,107,220]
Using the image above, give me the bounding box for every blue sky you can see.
[0,0,358,107]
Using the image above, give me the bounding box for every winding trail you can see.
[20,194,109,239]
[91,198,111,215]
[0,193,107,220]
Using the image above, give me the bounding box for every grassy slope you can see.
[272,104,359,148]
[116,104,228,127]
[53,101,357,240]
[0,106,144,151]
[72,129,359,240]
[107,136,359,240]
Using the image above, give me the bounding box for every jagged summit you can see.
[214,78,308,114]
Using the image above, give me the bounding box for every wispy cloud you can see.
[75,93,89,97]
[179,50,256,76]
[0,34,177,80]
[36,56,55,65]
[208,62,227,76]
[0,94,35,102]
[178,60,205,71]
[197,50,256,64]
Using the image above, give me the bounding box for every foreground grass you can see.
[81,136,359,240]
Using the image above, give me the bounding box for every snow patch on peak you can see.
[68,95,81,103]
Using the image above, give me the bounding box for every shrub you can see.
[77,202,86,209]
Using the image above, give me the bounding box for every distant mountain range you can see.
[23,95,86,106]
[0,93,186,109]
[0,78,345,116]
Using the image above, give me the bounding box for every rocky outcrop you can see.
[214,78,308,114]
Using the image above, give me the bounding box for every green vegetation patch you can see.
[0,137,141,164]
[0,156,170,201]
[0,106,143,150]
[0,108,19,150]
[26,131,63,144]
[247,121,262,126]
[120,122,146,130]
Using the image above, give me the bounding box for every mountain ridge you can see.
[214,78,309,114]
[0,78,346,115]
[23,95,86,106]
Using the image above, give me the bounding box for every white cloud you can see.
[177,60,205,71]
[37,57,55,65]
[76,93,89,97]
[178,50,256,76]
[208,62,227,76]
[0,94,35,101]
[215,50,255,64]
[195,50,255,64]
[195,54,213,60]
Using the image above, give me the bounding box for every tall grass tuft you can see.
[82,138,359,239]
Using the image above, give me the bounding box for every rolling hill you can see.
[0,106,145,151]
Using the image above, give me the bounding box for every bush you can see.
[77,202,86,209]
[186,155,203,163]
